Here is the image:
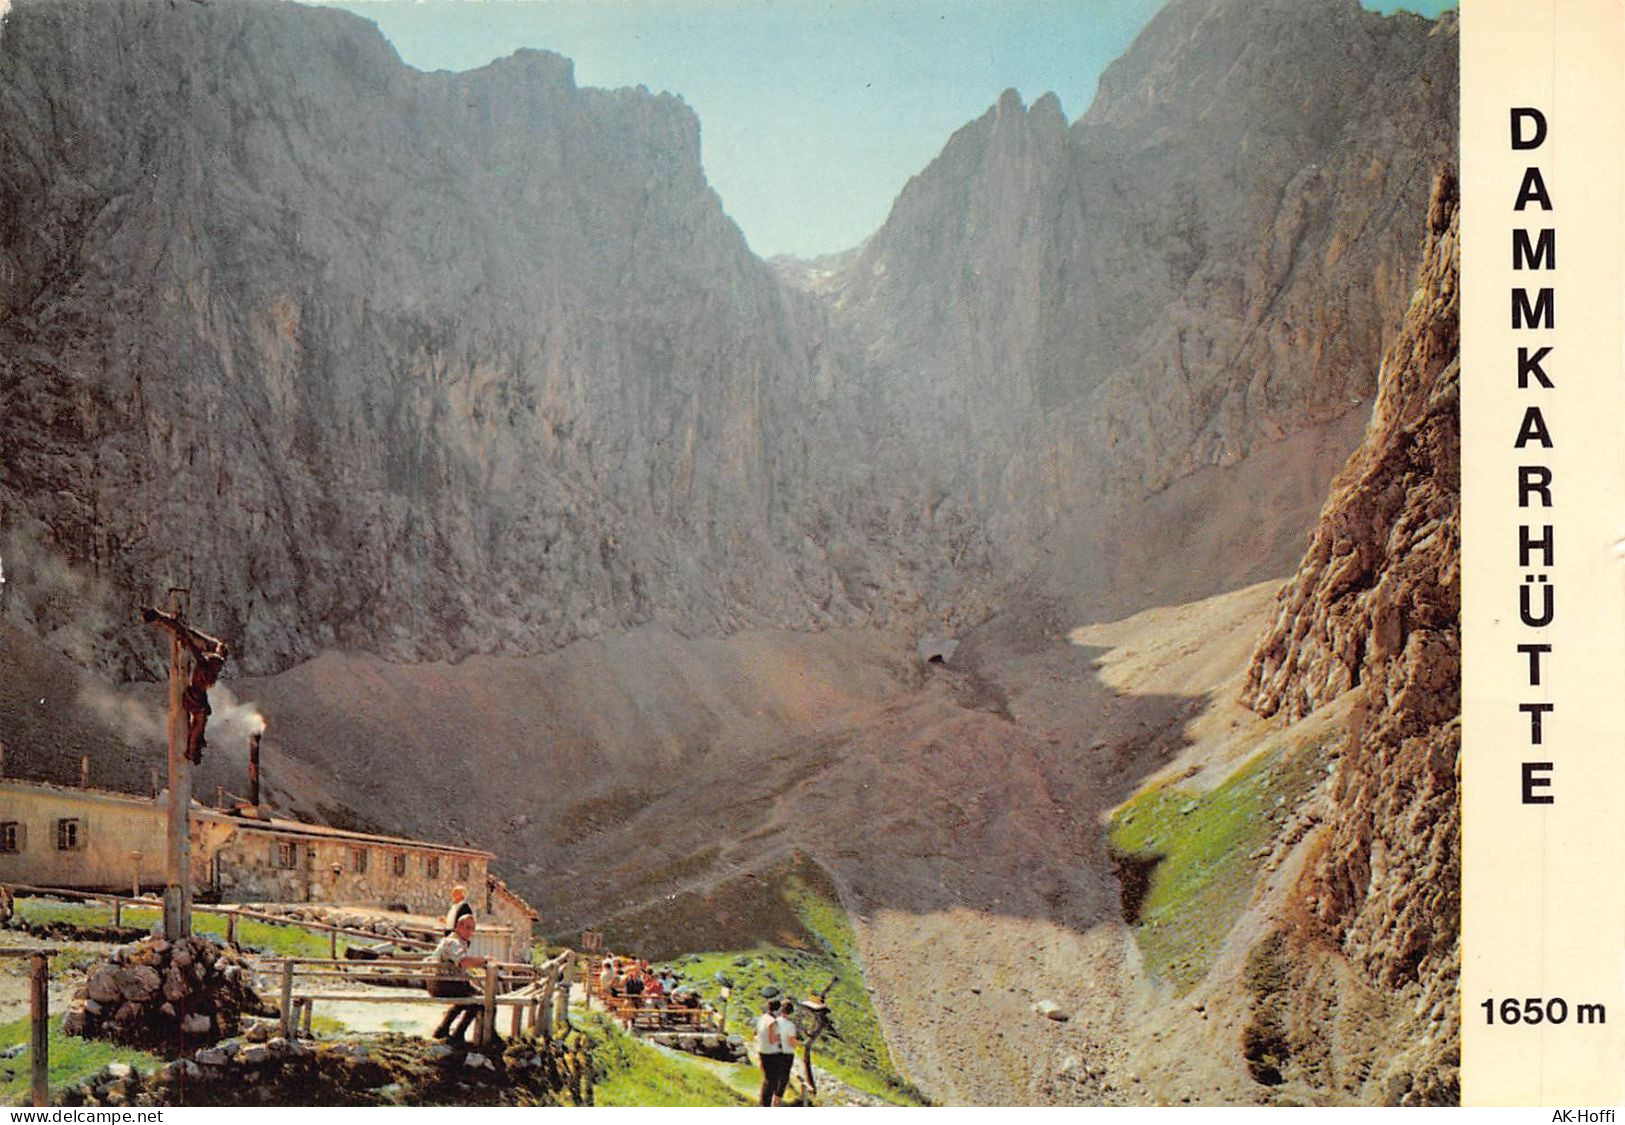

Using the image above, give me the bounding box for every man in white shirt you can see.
[773,1004,800,1105]
[755,999,783,1106]
[426,913,486,1043]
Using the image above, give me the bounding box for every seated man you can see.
[425,913,486,1043]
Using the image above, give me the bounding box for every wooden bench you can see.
[605,994,719,1034]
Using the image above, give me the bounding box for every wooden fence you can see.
[0,934,576,1105]
[276,948,574,1046]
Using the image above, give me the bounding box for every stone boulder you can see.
[62,935,267,1050]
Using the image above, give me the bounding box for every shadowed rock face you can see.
[1241,170,1459,1105]
[0,0,890,676]
[1,0,1454,682]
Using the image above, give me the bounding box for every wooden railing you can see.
[275,949,574,1046]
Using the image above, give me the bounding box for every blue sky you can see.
[324,0,1457,259]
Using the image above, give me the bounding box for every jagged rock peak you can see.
[470,46,578,89]
[1085,0,1452,127]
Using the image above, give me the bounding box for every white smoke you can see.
[73,682,266,757]
[210,685,268,745]
[75,682,166,745]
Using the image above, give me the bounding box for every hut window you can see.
[349,847,368,873]
[0,821,21,853]
[56,818,83,851]
[426,855,440,879]
[275,840,298,869]
[454,858,471,881]
[391,852,407,877]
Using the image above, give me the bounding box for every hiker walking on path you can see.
[773,1001,800,1105]
[755,998,788,1106]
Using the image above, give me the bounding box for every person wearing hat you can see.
[426,913,487,1043]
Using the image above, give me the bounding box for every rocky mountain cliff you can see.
[1,0,1455,681]
[823,0,1457,605]
[0,0,909,677]
[1240,170,1459,1104]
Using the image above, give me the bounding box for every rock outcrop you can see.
[1241,170,1460,1104]
[63,935,268,1049]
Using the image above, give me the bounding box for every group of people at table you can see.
[595,955,708,1014]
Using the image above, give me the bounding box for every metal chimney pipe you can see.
[248,728,262,807]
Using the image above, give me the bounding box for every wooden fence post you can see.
[112,896,121,928]
[226,911,238,945]
[329,928,338,959]
[480,962,499,1046]
[538,976,554,1042]
[29,951,48,1107]
[553,963,569,1030]
[280,960,296,1038]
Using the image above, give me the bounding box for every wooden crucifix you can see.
[797,976,839,1099]
[142,589,229,939]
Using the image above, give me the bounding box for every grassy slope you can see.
[577,1013,750,1107]
[657,861,927,1106]
[1107,734,1330,994]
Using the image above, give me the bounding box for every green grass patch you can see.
[577,1013,749,1107]
[10,898,346,958]
[1107,739,1329,994]
[0,1017,166,1106]
[192,913,347,959]
[307,1014,349,1037]
[45,946,104,977]
[10,898,137,931]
